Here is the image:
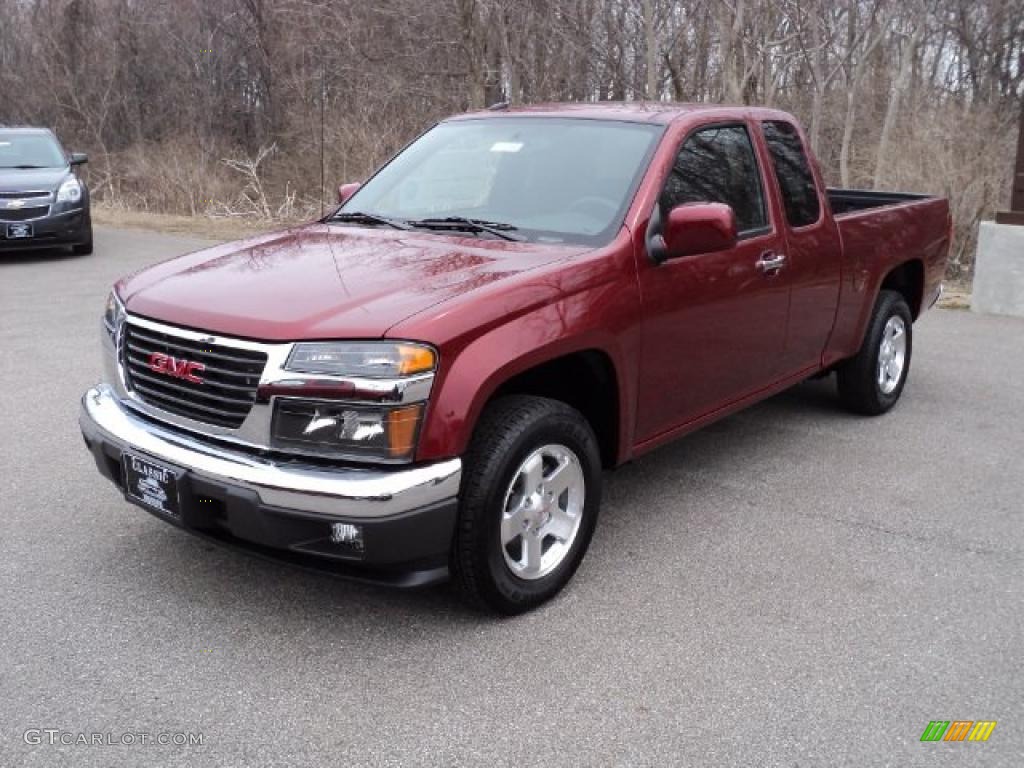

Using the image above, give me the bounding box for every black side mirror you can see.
[69,152,88,166]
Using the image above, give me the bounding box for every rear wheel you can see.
[452,396,601,615]
[837,290,913,415]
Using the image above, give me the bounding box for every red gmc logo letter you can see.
[148,352,205,384]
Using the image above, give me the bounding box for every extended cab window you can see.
[660,124,766,235]
[762,121,821,227]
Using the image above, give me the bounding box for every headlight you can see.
[56,177,82,204]
[286,342,436,378]
[277,343,435,462]
[103,290,125,341]
[272,400,424,462]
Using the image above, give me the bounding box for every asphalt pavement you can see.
[1,226,1021,767]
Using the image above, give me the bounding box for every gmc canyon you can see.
[80,103,950,614]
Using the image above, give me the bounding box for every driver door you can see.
[635,122,791,444]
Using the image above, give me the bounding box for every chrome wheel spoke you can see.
[522,531,544,576]
[543,507,576,542]
[522,453,544,493]
[501,501,528,545]
[545,458,574,500]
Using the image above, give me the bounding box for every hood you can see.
[120,224,587,341]
[0,166,70,195]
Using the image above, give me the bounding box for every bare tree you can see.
[1,0,1019,280]
[873,1,927,187]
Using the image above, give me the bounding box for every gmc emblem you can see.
[148,352,205,384]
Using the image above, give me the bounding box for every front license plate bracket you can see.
[123,453,182,520]
[6,223,33,239]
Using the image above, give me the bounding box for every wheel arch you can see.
[879,258,924,319]
[418,329,633,469]
[489,350,620,468]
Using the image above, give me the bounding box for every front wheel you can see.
[452,396,602,615]
[72,224,93,255]
[837,290,913,415]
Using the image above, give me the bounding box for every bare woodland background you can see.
[1,0,1022,280]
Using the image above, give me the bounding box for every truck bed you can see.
[824,191,950,369]
[826,188,934,217]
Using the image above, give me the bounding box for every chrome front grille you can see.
[123,322,268,429]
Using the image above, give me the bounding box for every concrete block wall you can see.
[972,221,1024,318]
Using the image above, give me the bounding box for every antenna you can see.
[319,60,326,217]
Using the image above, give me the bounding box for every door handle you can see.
[756,251,787,273]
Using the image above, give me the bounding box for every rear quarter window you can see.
[762,121,821,228]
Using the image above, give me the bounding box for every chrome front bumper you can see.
[80,384,462,519]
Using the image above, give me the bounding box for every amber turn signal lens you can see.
[387,404,424,458]
[397,344,436,375]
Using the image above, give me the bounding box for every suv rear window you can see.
[659,124,767,235]
[762,121,821,228]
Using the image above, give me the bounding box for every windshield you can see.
[339,118,663,245]
[0,132,66,169]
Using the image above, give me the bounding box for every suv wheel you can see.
[452,396,602,615]
[73,228,93,255]
[837,290,913,415]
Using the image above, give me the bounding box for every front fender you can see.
[406,246,642,464]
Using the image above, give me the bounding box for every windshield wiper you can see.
[330,210,411,231]
[0,164,47,170]
[408,216,524,242]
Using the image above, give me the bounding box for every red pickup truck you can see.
[80,103,950,613]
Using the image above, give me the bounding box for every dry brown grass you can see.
[937,287,972,310]
[92,204,293,241]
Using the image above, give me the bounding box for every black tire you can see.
[837,290,913,415]
[452,395,602,615]
[73,227,93,255]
